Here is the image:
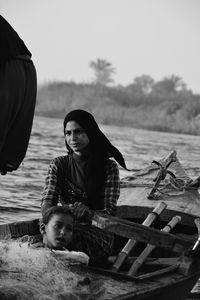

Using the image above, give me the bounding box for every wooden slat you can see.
[94,214,193,253]
[116,205,197,229]
[128,216,181,276]
[90,264,179,282]
[112,202,167,271]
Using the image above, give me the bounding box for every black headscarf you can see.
[63,109,128,170]
[63,109,129,209]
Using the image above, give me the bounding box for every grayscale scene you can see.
[0,0,200,299]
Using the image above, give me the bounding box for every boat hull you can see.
[0,216,200,300]
[1,151,200,299]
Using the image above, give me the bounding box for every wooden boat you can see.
[0,150,200,300]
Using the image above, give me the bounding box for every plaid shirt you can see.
[41,155,120,216]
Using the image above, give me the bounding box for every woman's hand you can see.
[72,202,93,221]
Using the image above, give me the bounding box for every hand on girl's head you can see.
[72,202,92,220]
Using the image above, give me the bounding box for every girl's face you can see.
[42,213,73,250]
[64,121,90,155]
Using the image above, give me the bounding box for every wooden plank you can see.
[94,214,193,253]
[118,187,200,220]
[90,264,179,282]
[116,205,197,229]
[128,216,181,276]
[112,202,167,271]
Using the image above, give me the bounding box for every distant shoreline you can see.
[35,81,200,136]
[34,112,199,137]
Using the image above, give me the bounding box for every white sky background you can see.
[1,0,200,93]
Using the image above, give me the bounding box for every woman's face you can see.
[64,121,90,155]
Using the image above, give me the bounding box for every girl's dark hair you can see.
[41,206,74,225]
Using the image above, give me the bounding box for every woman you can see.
[41,109,129,263]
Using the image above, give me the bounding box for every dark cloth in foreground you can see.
[0,15,31,66]
[0,15,37,173]
[0,58,37,172]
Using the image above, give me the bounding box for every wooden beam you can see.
[94,214,193,253]
[116,205,197,229]
[128,215,181,276]
[112,202,167,271]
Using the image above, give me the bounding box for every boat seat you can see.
[0,219,40,240]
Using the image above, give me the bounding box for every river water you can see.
[1,115,200,225]
[0,116,200,299]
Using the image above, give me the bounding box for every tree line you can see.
[36,58,200,135]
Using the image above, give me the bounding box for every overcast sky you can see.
[1,0,200,93]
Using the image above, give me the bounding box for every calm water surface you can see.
[0,115,200,225]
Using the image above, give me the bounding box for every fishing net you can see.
[0,239,104,300]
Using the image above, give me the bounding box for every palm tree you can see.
[89,58,116,86]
